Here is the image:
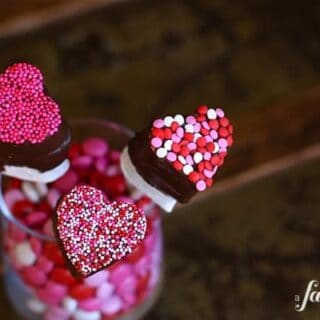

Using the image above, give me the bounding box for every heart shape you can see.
[150,105,233,192]
[54,185,147,277]
[0,62,62,144]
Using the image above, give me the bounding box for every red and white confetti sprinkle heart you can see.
[0,62,62,144]
[54,185,147,277]
[150,105,233,192]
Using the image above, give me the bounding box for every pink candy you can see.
[22,266,47,287]
[71,155,93,169]
[53,170,78,193]
[37,281,67,305]
[82,138,108,157]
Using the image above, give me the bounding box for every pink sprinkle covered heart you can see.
[150,105,233,192]
[0,62,62,144]
[54,185,147,277]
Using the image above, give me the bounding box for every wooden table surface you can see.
[0,0,319,318]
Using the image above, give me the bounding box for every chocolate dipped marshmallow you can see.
[121,105,233,212]
[0,63,71,182]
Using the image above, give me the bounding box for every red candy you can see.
[151,128,164,139]
[51,268,77,286]
[69,284,96,300]
[197,105,208,114]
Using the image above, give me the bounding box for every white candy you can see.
[3,159,70,183]
[26,298,47,314]
[156,148,167,158]
[35,182,48,197]
[193,152,203,164]
[183,165,193,175]
[174,114,184,125]
[194,133,201,141]
[207,108,217,119]
[185,124,194,133]
[22,182,40,203]
[178,155,186,165]
[164,140,173,151]
[62,296,78,314]
[164,116,174,127]
[213,142,220,153]
[73,310,101,320]
[14,242,36,266]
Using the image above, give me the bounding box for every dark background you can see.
[0,0,319,319]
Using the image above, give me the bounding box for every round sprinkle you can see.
[216,108,225,118]
[204,152,211,160]
[156,148,167,158]
[186,155,194,165]
[176,127,184,138]
[164,140,173,150]
[207,108,217,119]
[164,116,174,127]
[171,134,181,143]
[153,119,164,128]
[186,115,196,124]
[151,137,162,148]
[213,142,220,153]
[193,123,201,133]
[167,152,177,162]
[197,105,208,115]
[218,138,228,149]
[185,124,194,133]
[194,152,203,164]
[178,155,187,165]
[194,133,201,141]
[210,130,218,139]
[204,169,214,178]
[174,114,184,125]
[183,165,193,175]
[196,180,206,191]
[187,142,197,151]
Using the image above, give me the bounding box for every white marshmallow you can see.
[3,159,70,183]
[120,147,176,212]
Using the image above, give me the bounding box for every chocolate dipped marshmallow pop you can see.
[0,63,71,182]
[121,105,233,212]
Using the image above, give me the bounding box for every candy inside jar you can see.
[0,119,163,320]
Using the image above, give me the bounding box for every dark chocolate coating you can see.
[0,120,71,172]
[128,127,196,203]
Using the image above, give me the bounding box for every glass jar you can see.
[0,119,163,320]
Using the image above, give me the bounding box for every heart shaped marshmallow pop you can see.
[54,185,147,277]
[0,63,71,182]
[121,105,233,212]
